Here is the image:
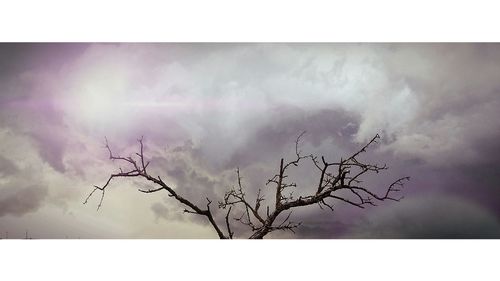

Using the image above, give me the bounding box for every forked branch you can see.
[84,136,227,239]
[86,133,409,239]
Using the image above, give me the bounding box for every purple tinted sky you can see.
[0,43,499,238]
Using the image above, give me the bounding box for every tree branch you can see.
[86,132,408,239]
[85,137,228,239]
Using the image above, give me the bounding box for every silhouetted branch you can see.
[86,132,408,239]
[84,137,228,239]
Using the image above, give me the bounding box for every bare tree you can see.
[85,133,409,239]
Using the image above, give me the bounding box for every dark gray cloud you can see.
[29,129,68,172]
[223,108,360,170]
[0,62,70,173]
[0,155,18,176]
[345,195,500,238]
[0,184,48,217]
[0,149,51,218]
[150,202,169,222]
[148,145,221,208]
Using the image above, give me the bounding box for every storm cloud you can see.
[346,195,500,238]
[0,184,48,217]
[0,43,499,238]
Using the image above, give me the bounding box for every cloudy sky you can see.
[0,43,499,239]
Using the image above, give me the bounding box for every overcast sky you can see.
[0,43,499,238]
